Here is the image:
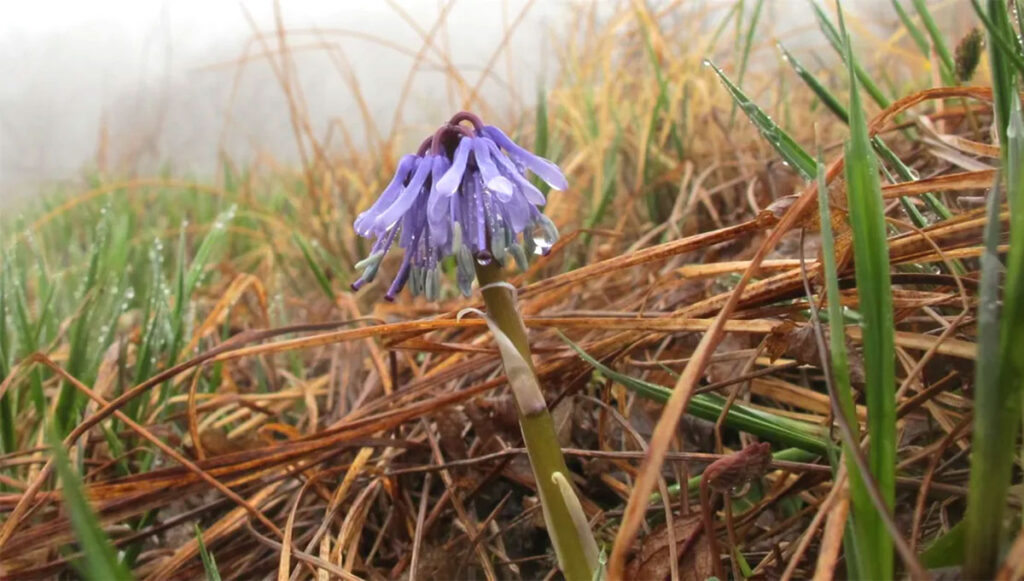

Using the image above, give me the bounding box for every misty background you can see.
[0,0,960,200]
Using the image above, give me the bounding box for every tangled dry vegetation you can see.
[0,2,1000,579]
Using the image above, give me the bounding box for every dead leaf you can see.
[702,442,773,494]
[552,396,575,447]
[625,513,716,581]
[765,320,800,362]
[765,321,866,383]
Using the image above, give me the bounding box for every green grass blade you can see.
[730,0,766,126]
[778,44,849,123]
[921,520,966,569]
[779,42,957,224]
[558,332,831,454]
[777,43,932,226]
[169,206,236,365]
[838,5,896,577]
[47,424,132,581]
[707,60,816,179]
[892,0,931,56]
[532,84,551,194]
[1005,56,1024,504]
[195,524,223,581]
[964,172,1010,578]
[970,0,1024,80]
[816,157,874,580]
[964,2,1024,567]
[0,262,13,456]
[703,1,742,56]
[809,1,891,108]
[911,0,956,84]
[293,233,335,301]
[535,83,549,159]
[55,217,108,435]
[585,128,622,238]
[962,3,1019,573]
[735,0,765,89]
[1016,0,1024,53]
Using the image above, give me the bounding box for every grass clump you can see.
[0,1,1016,578]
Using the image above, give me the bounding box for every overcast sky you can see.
[0,0,967,199]
[0,0,575,198]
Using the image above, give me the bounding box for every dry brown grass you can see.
[0,1,998,579]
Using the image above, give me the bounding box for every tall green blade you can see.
[48,425,132,581]
[195,524,223,581]
[892,0,930,56]
[809,1,891,108]
[707,60,816,179]
[816,158,872,579]
[964,1,1024,576]
[559,332,831,454]
[911,0,956,84]
[838,5,896,577]
[964,176,1010,578]
[730,0,766,126]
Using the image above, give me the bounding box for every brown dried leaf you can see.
[434,409,469,461]
[764,320,800,362]
[625,513,715,581]
[765,321,866,383]
[702,442,772,494]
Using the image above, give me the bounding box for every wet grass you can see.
[0,1,1014,578]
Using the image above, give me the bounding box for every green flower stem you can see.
[475,261,597,581]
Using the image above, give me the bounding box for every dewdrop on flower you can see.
[351,112,567,301]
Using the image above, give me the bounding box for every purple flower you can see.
[352,112,566,301]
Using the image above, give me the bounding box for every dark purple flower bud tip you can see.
[449,111,485,131]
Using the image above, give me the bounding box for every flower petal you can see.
[435,138,472,196]
[482,125,568,191]
[372,156,433,231]
[472,138,514,201]
[354,155,418,236]
[500,190,532,233]
[427,156,453,243]
[384,252,413,301]
[484,139,547,206]
[470,176,489,257]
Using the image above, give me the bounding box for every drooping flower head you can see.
[351,112,567,301]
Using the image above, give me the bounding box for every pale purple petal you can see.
[482,125,568,191]
[427,156,453,240]
[372,156,433,231]
[500,189,532,232]
[435,138,472,196]
[471,177,490,261]
[354,155,417,235]
[471,138,514,201]
[484,140,547,206]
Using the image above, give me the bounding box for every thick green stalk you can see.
[475,262,597,581]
